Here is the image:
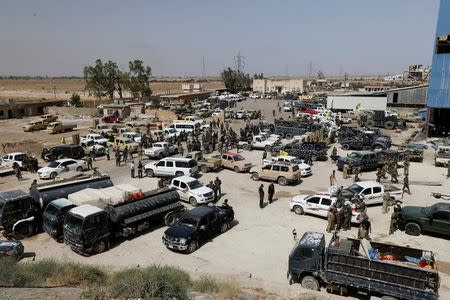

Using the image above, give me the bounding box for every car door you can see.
[197,216,210,241]
[260,165,272,179]
[208,210,220,233]
[154,160,166,176]
[178,181,189,201]
[371,186,383,203]
[318,197,332,217]
[360,188,373,204]
[430,211,450,235]
[164,160,175,176]
[65,160,78,171]
[271,165,280,181]
[305,196,321,215]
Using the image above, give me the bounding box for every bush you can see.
[192,275,219,293]
[0,257,28,287]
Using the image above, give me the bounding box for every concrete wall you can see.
[327,96,387,111]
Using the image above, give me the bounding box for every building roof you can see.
[70,204,103,218]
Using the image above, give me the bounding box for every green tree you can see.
[69,93,81,107]
[83,59,106,99]
[221,68,251,93]
[128,60,152,101]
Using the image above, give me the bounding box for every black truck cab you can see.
[42,198,76,240]
[0,190,38,237]
[288,232,325,288]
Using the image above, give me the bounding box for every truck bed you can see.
[324,238,439,300]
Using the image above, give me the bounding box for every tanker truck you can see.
[0,175,113,238]
[63,188,183,255]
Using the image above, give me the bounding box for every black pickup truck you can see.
[336,151,381,171]
[163,205,234,253]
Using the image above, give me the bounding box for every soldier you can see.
[86,156,93,170]
[258,184,264,209]
[382,191,391,214]
[342,202,352,230]
[376,168,383,182]
[187,141,192,153]
[158,177,165,189]
[331,146,337,157]
[389,204,403,235]
[29,179,38,191]
[336,208,344,231]
[353,166,361,182]
[391,163,398,183]
[123,146,128,163]
[342,163,350,180]
[329,170,336,186]
[447,162,450,178]
[178,143,184,156]
[137,161,143,179]
[214,177,222,196]
[358,216,371,240]
[381,161,388,179]
[106,145,111,161]
[402,174,410,194]
[268,183,275,204]
[336,186,344,208]
[115,151,121,167]
[217,142,223,154]
[262,150,267,161]
[403,158,410,177]
[130,160,135,178]
[326,206,336,233]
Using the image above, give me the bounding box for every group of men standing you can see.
[258,183,275,208]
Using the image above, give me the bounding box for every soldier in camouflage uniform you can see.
[376,168,383,183]
[403,158,410,177]
[353,166,361,182]
[389,204,403,235]
[382,191,391,214]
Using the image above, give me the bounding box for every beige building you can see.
[253,78,305,95]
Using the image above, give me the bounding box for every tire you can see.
[186,240,199,254]
[200,165,209,173]
[175,171,184,177]
[385,121,395,130]
[15,222,35,238]
[234,166,240,173]
[220,222,230,233]
[286,133,292,139]
[146,169,154,177]
[301,276,320,291]
[189,197,198,207]
[158,153,164,159]
[164,212,177,226]
[405,222,421,236]
[243,144,251,151]
[251,172,260,181]
[293,205,304,215]
[341,144,350,150]
[278,176,287,186]
[76,166,83,171]
[311,155,317,161]
[50,172,57,179]
[92,240,106,254]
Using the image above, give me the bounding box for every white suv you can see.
[2,152,27,169]
[144,157,198,178]
[170,176,214,207]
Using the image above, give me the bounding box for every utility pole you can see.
[234,51,245,72]
[308,62,313,79]
[202,56,206,79]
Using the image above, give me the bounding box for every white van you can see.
[169,176,214,206]
[166,122,200,135]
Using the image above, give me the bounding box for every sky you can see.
[0,0,441,77]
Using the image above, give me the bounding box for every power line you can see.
[234,50,245,72]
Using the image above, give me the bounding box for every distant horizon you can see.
[0,0,440,77]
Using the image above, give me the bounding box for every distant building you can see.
[0,98,65,120]
[327,95,387,111]
[426,0,450,136]
[363,86,390,92]
[384,74,404,81]
[253,78,305,95]
[385,85,428,107]
[182,83,203,93]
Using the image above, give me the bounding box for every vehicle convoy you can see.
[163,205,234,253]
[0,175,113,238]
[91,124,113,135]
[46,121,77,134]
[23,119,47,132]
[144,142,178,159]
[169,176,214,207]
[290,193,367,223]
[273,119,321,139]
[144,157,198,178]
[239,134,278,150]
[288,232,439,300]
[63,188,184,255]
[121,131,142,143]
[188,151,222,173]
[400,202,450,237]
[250,162,301,186]
[434,145,450,167]
[214,152,252,173]
[264,155,312,177]
[336,151,380,171]
[341,181,403,205]
[43,184,141,240]
[37,158,87,179]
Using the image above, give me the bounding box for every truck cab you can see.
[288,232,325,287]
[0,190,39,237]
[42,198,76,240]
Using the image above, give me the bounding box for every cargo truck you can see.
[46,121,77,134]
[288,232,439,300]
[0,175,113,238]
[63,188,184,255]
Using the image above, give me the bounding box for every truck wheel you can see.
[372,145,383,151]
[15,223,35,238]
[385,121,395,130]
[293,205,304,215]
[164,212,177,226]
[186,240,198,254]
[159,153,164,159]
[175,171,184,177]
[301,276,320,291]
[233,166,240,173]
[50,172,57,179]
[189,197,198,207]
[278,176,287,186]
[251,172,260,181]
[367,120,375,127]
[200,165,209,173]
[93,240,106,254]
[76,166,83,171]
[341,144,350,150]
[311,155,317,161]
[286,133,292,139]
[146,169,154,177]
[220,222,230,233]
[405,222,421,236]
[243,144,251,151]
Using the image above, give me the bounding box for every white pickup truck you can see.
[341,181,403,206]
[85,133,109,146]
[239,135,278,151]
[121,131,141,143]
[144,142,179,158]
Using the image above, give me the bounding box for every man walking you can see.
[268,183,275,204]
[353,166,361,182]
[404,159,410,176]
[258,184,264,208]
[123,146,128,163]
[326,207,336,233]
[130,160,135,178]
[115,151,121,167]
[106,146,111,161]
[382,191,391,214]
[376,168,383,183]
[329,170,336,186]
[137,161,143,179]
[86,156,92,170]
[402,174,410,194]
[343,163,350,180]
[389,204,403,235]
[214,177,222,196]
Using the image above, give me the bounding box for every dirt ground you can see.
[0,78,224,101]
[0,99,449,299]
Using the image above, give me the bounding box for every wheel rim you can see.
[252,173,259,180]
[147,170,154,177]
[94,241,105,253]
[234,167,240,173]
[190,198,197,207]
[294,206,303,215]
[279,177,287,185]
[51,173,57,179]
[188,242,197,253]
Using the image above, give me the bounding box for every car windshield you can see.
[43,204,59,222]
[64,213,83,235]
[187,180,202,189]
[48,161,60,168]
[85,140,94,147]
[233,155,245,161]
[179,217,199,229]
[347,184,363,194]
[167,129,176,133]
[290,158,302,164]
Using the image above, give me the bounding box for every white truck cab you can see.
[170,176,214,207]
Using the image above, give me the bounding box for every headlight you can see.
[179,238,187,244]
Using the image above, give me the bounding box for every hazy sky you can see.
[0,0,440,77]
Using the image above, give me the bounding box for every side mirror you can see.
[199,225,206,230]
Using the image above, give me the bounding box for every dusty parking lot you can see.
[1,99,450,299]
